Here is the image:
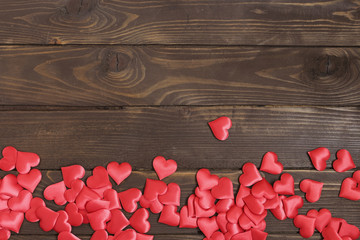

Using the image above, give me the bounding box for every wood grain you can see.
[1,0,360,45]
[1,46,360,106]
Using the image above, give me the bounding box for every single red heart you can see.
[333,149,356,173]
[231,231,252,240]
[251,178,276,200]
[211,177,234,199]
[216,198,235,213]
[198,216,219,239]
[61,165,85,188]
[308,147,330,171]
[153,156,177,180]
[196,168,219,191]
[243,194,264,215]
[0,211,24,233]
[226,222,243,235]
[36,206,59,232]
[143,179,167,201]
[283,195,303,219]
[103,189,121,210]
[216,213,228,233]
[263,194,280,210]
[208,116,232,141]
[235,185,251,208]
[17,169,42,193]
[107,162,132,185]
[243,205,267,225]
[251,228,268,240]
[0,174,22,198]
[44,181,67,205]
[260,152,283,175]
[135,233,154,240]
[86,199,110,213]
[58,232,81,240]
[211,231,225,240]
[270,195,287,220]
[91,229,108,240]
[118,188,142,213]
[53,210,72,233]
[87,209,111,231]
[8,190,32,212]
[114,229,136,240]
[306,208,332,233]
[300,179,323,203]
[87,166,111,189]
[158,205,180,227]
[0,146,17,171]
[239,163,262,187]
[65,179,85,203]
[25,197,45,222]
[75,186,101,210]
[194,197,216,218]
[273,173,294,195]
[129,208,150,233]
[238,213,255,230]
[0,229,10,240]
[16,150,40,174]
[65,203,83,227]
[338,220,360,240]
[159,183,181,206]
[106,209,129,234]
[226,205,243,224]
[179,206,197,228]
[195,187,216,209]
[293,215,316,238]
[339,177,360,201]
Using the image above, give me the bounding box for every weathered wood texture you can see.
[1,0,360,45]
[1,46,360,106]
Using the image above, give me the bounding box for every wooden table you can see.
[0,0,359,239]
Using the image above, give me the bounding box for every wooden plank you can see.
[0,107,359,170]
[1,0,360,45]
[1,46,360,106]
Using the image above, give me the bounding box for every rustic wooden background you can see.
[0,0,360,239]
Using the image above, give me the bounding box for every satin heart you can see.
[103,189,121,210]
[159,183,181,206]
[260,152,283,175]
[36,206,59,232]
[308,147,330,171]
[106,162,132,185]
[263,194,280,210]
[129,208,150,234]
[208,116,232,141]
[226,205,243,224]
[135,233,154,240]
[0,146,17,171]
[65,179,85,203]
[25,197,45,222]
[179,206,197,228]
[243,194,264,215]
[65,203,83,227]
[195,187,216,209]
[61,165,85,188]
[251,178,276,199]
[87,166,111,189]
[306,208,332,233]
[44,181,67,205]
[300,179,323,203]
[143,179,167,201]
[86,199,110,213]
[87,209,111,231]
[338,220,360,240]
[153,156,177,180]
[211,177,234,199]
[243,205,267,225]
[273,173,295,195]
[198,216,219,239]
[0,211,24,233]
[91,230,108,240]
[0,174,22,197]
[15,150,40,174]
[158,205,180,227]
[106,209,129,234]
[114,229,136,240]
[17,169,42,193]
[231,231,252,240]
[283,195,303,219]
[216,198,235,213]
[238,213,255,230]
[235,185,251,208]
[53,210,72,233]
[194,197,216,218]
[270,195,287,220]
[216,213,228,233]
[251,228,268,240]
[333,149,356,173]
[58,232,81,240]
[8,190,32,212]
[293,215,316,238]
[118,188,142,213]
[339,177,360,201]
[75,186,101,210]
[239,163,262,187]
[226,222,243,235]
[196,168,219,191]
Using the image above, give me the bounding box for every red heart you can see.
[0,211,24,233]
[153,156,177,180]
[159,183,181,206]
[260,152,283,175]
[216,199,234,213]
[196,169,219,191]
[251,228,268,240]
[86,199,110,213]
[106,209,129,234]
[338,220,360,240]
[114,229,136,240]
[129,208,150,233]
[198,216,219,239]
[216,213,228,233]
[75,186,101,210]
[44,181,67,205]
[158,205,180,226]
[179,206,197,228]
[231,231,252,240]
[300,179,323,203]
[103,189,121,210]
[53,210,72,233]
[135,233,154,240]
[0,229,10,240]
[8,190,32,212]
[15,150,40,174]
[239,163,262,187]
[273,173,294,195]
[238,213,255,230]
[211,177,234,199]
[263,194,280,210]
[208,116,232,141]
[25,197,45,222]
[243,194,264,215]
[0,146,17,171]
[243,205,267,225]
[87,166,111,189]
[118,188,142,213]
[87,209,111,231]
[235,185,251,208]
[61,165,85,188]
[0,174,23,198]
[58,232,80,240]
[143,179,167,201]
[36,206,59,232]
[293,215,316,238]
[270,195,287,220]
[65,203,83,227]
[65,179,85,203]
[333,149,356,173]
[226,205,243,224]
[307,208,331,233]
[194,197,216,218]
[195,187,216,209]
[308,147,330,171]
[91,230,108,240]
[251,178,276,200]
[107,162,132,185]
[226,222,243,235]
[17,169,42,193]
[339,177,360,201]
[283,195,303,219]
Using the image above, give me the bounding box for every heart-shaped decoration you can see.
[65,203,83,227]
[0,211,24,233]
[53,210,72,233]
[333,149,356,173]
[308,147,330,171]
[103,189,121,210]
[243,194,264,215]
[196,168,219,191]
[179,206,197,228]
[293,215,316,238]
[17,169,42,193]
[159,183,181,206]
[158,205,180,227]
[8,190,32,212]
[226,222,242,235]
[153,156,177,180]
[91,230,108,240]
[243,205,267,225]
[300,179,323,203]
[226,205,243,224]
[143,179,167,201]
[235,185,251,208]
[0,146,17,171]
[211,177,234,199]
[260,152,283,175]
[208,116,232,141]
[232,231,252,240]
[216,199,235,213]
[263,194,280,210]
[114,229,136,240]
[16,150,40,174]
[251,228,268,240]
[339,177,360,201]
[106,209,129,234]
[118,188,142,213]
[195,187,216,209]
[65,179,85,203]
[87,209,111,231]
[239,163,262,187]
[129,208,150,233]
[75,186,101,210]
[58,232,80,240]
[270,195,287,220]
[338,220,360,240]
[61,165,85,188]
[197,216,219,239]
[0,174,23,198]
[85,199,110,213]
[194,197,216,218]
[283,195,303,219]
[238,212,255,230]
[87,166,111,189]
[273,173,294,195]
[306,208,332,233]
[107,162,132,185]
[251,178,276,200]
[36,206,60,232]
[25,197,45,222]
[216,213,228,233]
[44,181,67,205]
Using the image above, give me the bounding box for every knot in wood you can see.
[65,0,97,16]
[106,51,131,73]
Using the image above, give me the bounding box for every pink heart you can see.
[64,179,85,203]
[197,216,219,239]
[196,169,219,191]
[0,174,23,198]
[43,181,67,205]
[53,210,72,233]
[260,152,283,175]
[226,205,243,224]
[61,165,85,188]
[194,197,216,218]
[308,147,330,171]
[307,208,332,233]
[158,205,180,226]
[235,185,251,208]
[0,146,17,171]
[293,215,316,238]
[118,188,142,213]
[333,149,356,173]
[87,209,111,231]
[211,177,234,199]
[103,189,121,210]
[107,162,132,185]
[243,194,264,215]
[300,179,323,203]
[17,169,42,193]
[283,195,303,219]
[251,178,276,200]
[106,209,129,234]
[159,183,181,206]
[15,150,40,174]
[8,190,32,212]
[143,179,167,201]
[195,187,216,209]
[273,173,294,195]
[129,208,150,234]
[86,166,111,189]
[239,163,262,187]
[36,206,59,232]
[179,206,197,228]
[0,211,24,233]
[65,203,83,227]
[208,116,232,141]
[153,156,177,180]
[339,177,360,201]
[216,213,228,233]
